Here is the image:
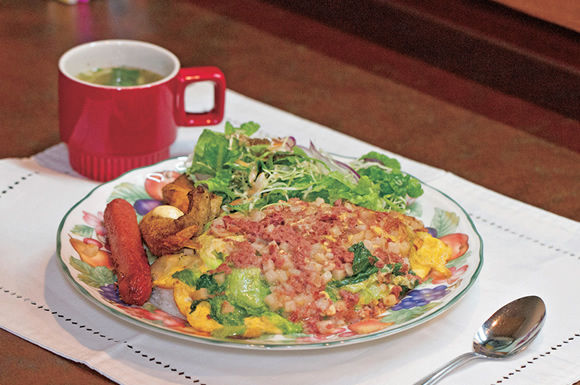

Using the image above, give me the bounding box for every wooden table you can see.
[1,0,578,383]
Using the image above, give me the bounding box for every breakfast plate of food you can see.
[56,122,483,349]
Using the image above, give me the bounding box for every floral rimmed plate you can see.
[56,156,483,350]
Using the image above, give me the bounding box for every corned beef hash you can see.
[145,197,451,338]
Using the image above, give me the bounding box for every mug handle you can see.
[175,66,226,127]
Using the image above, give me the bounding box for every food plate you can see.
[57,156,483,349]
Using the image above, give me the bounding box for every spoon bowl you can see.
[414,295,546,385]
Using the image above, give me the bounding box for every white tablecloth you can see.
[1,90,579,385]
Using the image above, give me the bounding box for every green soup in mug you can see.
[76,66,165,86]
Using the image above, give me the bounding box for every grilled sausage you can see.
[104,198,152,305]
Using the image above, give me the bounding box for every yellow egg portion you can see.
[151,253,200,289]
[186,301,223,334]
[172,281,198,316]
[242,316,282,338]
[409,232,452,279]
[153,272,181,289]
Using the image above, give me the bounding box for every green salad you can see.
[186,121,423,213]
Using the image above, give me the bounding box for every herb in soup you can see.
[76,67,164,86]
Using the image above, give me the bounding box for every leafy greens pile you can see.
[186,122,423,213]
[172,267,303,336]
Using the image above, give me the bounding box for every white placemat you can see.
[1,90,579,385]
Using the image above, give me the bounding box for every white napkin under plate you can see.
[1,90,579,385]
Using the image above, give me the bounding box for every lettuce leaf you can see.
[224,121,260,136]
[262,312,303,334]
[326,242,379,289]
[208,295,248,326]
[189,129,241,177]
[211,325,247,338]
[340,274,387,306]
[225,268,270,316]
[171,268,201,287]
[172,269,225,295]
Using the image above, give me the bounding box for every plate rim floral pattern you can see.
[56,156,483,350]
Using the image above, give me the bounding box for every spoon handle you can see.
[413,352,483,385]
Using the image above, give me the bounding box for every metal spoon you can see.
[414,295,546,385]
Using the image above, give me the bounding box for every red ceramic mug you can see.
[58,39,226,182]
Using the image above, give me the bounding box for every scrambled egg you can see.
[172,281,198,316]
[174,283,281,337]
[159,246,282,338]
[150,253,200,288]
[409,232,452,279]
[186,301,222,334]
[151,233,246,288]
[243,317,281,338]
